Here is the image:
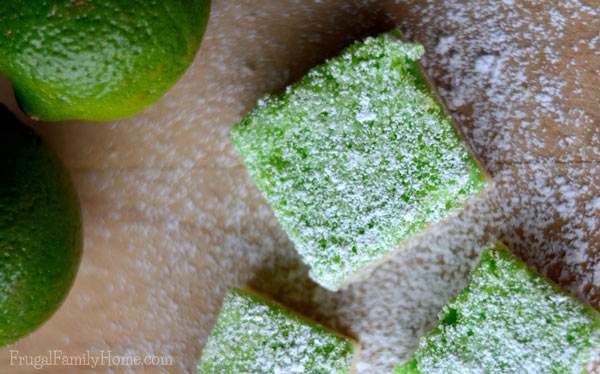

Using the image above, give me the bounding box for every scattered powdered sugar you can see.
[5,1,597,373]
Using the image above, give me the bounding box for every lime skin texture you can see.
[0,105,82,346]
[396,243,600,373]
[0,0,211,122]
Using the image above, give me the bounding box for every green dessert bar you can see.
[397,243,600,373]
[198,288,359,373]
[232,32,490,290]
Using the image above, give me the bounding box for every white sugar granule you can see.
[21,1,599,373]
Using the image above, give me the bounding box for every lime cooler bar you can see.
[397,244,600,373]
[198,288,359,373]
[233,32,490,290]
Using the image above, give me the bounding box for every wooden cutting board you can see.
[1,1,598,372]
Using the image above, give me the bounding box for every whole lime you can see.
[0,0,211,121]
[0,105,82,346]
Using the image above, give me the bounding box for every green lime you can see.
[0,0,211,121]
[0,105,82,346]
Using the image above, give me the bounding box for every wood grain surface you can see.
[1,1,599,373]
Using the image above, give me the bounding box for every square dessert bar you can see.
[198,288,359,373]
[232,32,490,290]
[397,243,600,373]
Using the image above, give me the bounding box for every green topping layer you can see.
[198,288,357,373]
[397,244,600,373]
[232,32,489,290]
